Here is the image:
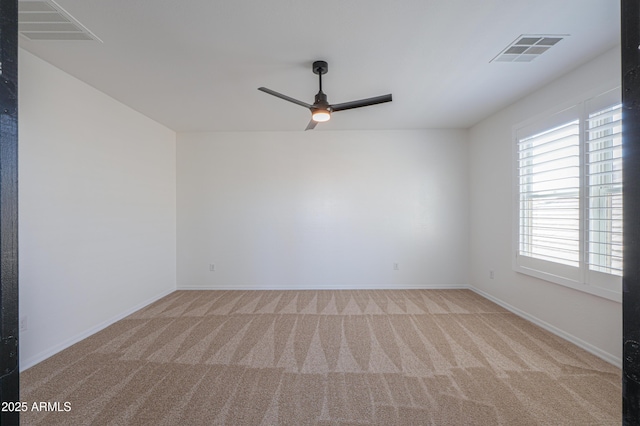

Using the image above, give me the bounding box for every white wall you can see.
[469,47,622,364]
[177,129,468,289]
[18,49,177,369]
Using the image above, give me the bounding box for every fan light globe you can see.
[312,110,331,122]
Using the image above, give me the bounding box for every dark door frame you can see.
[0,0,19,425]
[622,0,640,423]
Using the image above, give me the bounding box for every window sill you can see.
[514,263,621,303]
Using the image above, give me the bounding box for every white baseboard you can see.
[177,284,469,291]
[20,287,175,372]
[469,286,622,368]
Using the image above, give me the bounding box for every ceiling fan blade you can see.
[258,87,313,109]
[330,94,392,112]
[305,119,318,131]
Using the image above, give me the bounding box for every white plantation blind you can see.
[513,88,622,301]
[518,120,580,267]
[586,104,623,276]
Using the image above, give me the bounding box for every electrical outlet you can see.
[19,316,27,332]
[394,263,399,271]
[489,270,495,279]
[209,264,215,272]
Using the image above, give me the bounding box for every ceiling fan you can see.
[258,61,392,130]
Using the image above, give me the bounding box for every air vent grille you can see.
[18,0,101,42]
[491,35,566,63]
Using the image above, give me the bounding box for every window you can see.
[518,119,580,268]
[586,104,623,277]
[514,89,621,301]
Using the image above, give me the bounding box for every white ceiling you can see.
[18,0,620,132]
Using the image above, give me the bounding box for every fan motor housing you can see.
[313,97,330,112]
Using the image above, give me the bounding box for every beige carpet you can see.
[21,289,620,425]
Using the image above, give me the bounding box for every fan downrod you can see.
[312,61,328,75]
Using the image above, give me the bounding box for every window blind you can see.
[518,120,580,267]
[586,104,623,276]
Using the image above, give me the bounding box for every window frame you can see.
[512,86,622,302]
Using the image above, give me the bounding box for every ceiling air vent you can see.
[18,0,101,42]
[491,35,566,63]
